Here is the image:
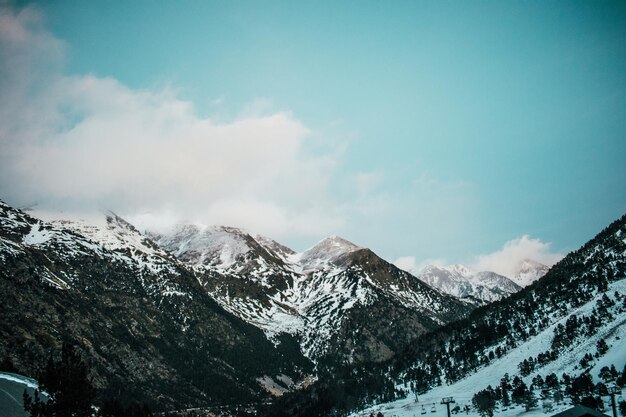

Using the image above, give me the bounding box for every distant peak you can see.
[448,264,474,275]
[169,222,249,237]
[418,263,473,276]
[315,235,361,250]
[510,258,550,287]
[518,258,548,269]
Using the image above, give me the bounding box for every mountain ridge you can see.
[24,210,473,365]
[0,201,313,410]
[267,212,626,417]
[142,221,471,363]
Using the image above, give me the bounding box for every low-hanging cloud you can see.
[0,5,344,239]
[471,235,564,277]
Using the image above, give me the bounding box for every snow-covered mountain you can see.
[354,278,626,417]
[14,208,470,365]
[337,213,626,417]
[401,263,521,304]
[4,197,624,417]
[296,235,362,271]
[511,258,550,287]
[0,201,312,409]
[139,224,471,363]
[9,204,550,369]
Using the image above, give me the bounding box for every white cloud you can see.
[471,235,564,277]
[0,5,344,241]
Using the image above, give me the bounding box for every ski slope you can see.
[353,279,626,417]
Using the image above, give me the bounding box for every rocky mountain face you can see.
[409,264,522,305]
[0,201,312,410]
[147,228,472,365]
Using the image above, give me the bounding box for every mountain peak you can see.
[320,235,360,249]
[298,235,362,271]
[447,264,474,277]
[510,258,549,287]
[518,258,546,270]
[150,222,257,269]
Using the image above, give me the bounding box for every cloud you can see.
[471,235,564,277]
[393,235,563,278]
[0,5,344,240]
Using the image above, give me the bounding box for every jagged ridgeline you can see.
[146,224,473,366]
[0,201,313,410]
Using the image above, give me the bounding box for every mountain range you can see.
[0,201,471,410]
[2,198,623,417]
[269,213,626,417]
[402,264,521,304]
[145,224,473,363]
[0,202,312,409]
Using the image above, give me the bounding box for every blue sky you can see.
[1,1,625,271]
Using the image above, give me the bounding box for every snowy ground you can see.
[352,279,626,417]
[0,372,45,417]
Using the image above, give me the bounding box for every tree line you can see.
[472,364,626,417]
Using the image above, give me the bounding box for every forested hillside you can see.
[265,214,626,417]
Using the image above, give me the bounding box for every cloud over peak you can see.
[0,4,343,240]
[470,235,564,278]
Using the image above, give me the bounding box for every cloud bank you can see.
[0,5,343,239]
[470,235,564,277]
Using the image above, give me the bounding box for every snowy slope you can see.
[0,372,46,417]
[353,278,626,417]
[348,213,626,417]
[14,207,190,297]
[149,224,256,270]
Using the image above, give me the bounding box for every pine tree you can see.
[511,381,528,406]
[568,373,595,404]
[501,388,511,408]
[599,366,614,383]
[23,343,96,417]
[523,389,538,411]
[472,388,496,417]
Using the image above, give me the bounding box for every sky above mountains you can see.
[1,1,625,267]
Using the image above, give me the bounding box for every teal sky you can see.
[3,1,626,267]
